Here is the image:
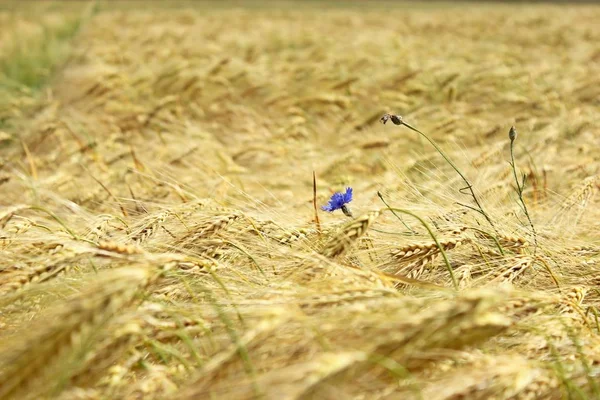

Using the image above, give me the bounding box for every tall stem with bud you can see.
[381,113,497,233]
[509,126,538,256]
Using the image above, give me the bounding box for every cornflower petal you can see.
[321,187,353,213]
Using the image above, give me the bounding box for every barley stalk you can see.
[0,267,154,399]
[320,210,381,258]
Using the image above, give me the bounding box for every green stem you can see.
[510,138,538,257]
[223,240,265,277]
[377,191,416,234]
[378,192,458,290]
[390,117,496,233]
[29,205,81,241]
[464,227,505,256]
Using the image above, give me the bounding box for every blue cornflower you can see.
[322,187,353,217]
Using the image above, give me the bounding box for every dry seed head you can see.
[0,262,70,295]
[70,322,143,388]
[5,219,32,235]
[513,373,560,400]
[498,234,529,250]
[560,174,599,211]
[273,227,315,245]
[320,210,381,258]
[391,237,471,262]
[567,245,600,255]
[85,216,113,241]
[0,267,153,399]
[374,289,512,361]
[489,256,534,284]
[298,288,399,308]
[132,211,170,243]
[509,126,517,141]
[0,205,32,229]
[399,255,439,281]
[331,263,394,289]
[175,257,221,275]
[97,240,143,255]
[457,264,473,289]
[180,212,243,243]
[564,286,587,305]
[174,310,291,400]
[422,357,551,400]
[556,287,588,317]
[226,351,367,400]
[192,238,227,258]
[447,225,469,236]
[380,113,403,125]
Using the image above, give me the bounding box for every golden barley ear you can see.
[418,356,559,400]
[177,212,243,245]
[303,289,515,398]
[559,175,599,212]
[487,256,534,284]
[391,237,471,263]
[97,240,144,255]
[0,267,153,400]
[372,288,513,361]
[171,310,292,400]
[0,205,32,229]
[320,210,381,259]
[0,260,70,295]
[67,319,143,389]
[131,210,171,243]
[497,234,529,251]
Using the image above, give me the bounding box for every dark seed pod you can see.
[509,126,517,141]
[341,205,353,218]
[380,113,403,126]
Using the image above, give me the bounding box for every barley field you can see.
[1,2,599,399]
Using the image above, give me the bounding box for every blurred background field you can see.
[0,1,599,399]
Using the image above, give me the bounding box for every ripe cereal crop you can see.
[0,2,599,399]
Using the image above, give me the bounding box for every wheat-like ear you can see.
[566,245,600,256]
[385,237,471,282]
[172,310,291,400]
[391,237,471,263]
[97,240,144,255]
[420,356,558,400]
[84,216,114,241]
[131,210,170,243]
[370,289,513,369]
[301,289,514,398]
[178,212,243,245]
[0,267,153,400]
[481,256,534,285]
[0,205,32,228]
[68,317,144,389]
[497,234,529,251]
[556,287,588,317]
[273,227,316,245]
[187,351,369,400]
[559,174,599,212]
[0,260,71,295]
[320,210,381,258]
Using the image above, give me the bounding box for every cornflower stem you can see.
[378,191,458,290]
[384,114,496,234]
[509,137,538,257]
[376,190,416,234]
[341,205,353,218]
